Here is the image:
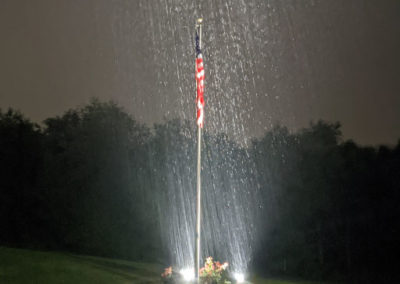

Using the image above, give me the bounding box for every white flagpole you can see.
[195,17,203,282]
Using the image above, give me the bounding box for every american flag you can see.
[195,30,204,128]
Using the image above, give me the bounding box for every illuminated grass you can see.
[251,275,338,284]
[0,247,336,284]
[0,247,162,283]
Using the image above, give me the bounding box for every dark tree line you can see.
[0,101,159,260]
[251,122,400,283]
[0,100,399,283]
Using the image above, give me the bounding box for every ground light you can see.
[180,268,195,281]
[233,272,245,283]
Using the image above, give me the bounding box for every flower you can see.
[161,266,172,278]
[199,257,229,283]
[206,257,213,265]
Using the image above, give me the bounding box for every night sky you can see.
[1,0,399,146]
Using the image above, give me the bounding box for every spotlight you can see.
[234,272,245,283]
[180,268,194,281]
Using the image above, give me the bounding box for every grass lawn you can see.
[0,246,329,284]
[0,246,162,283]
[251,276,329,284]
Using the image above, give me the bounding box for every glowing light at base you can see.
[180,268,195,281]
[234,272,245,283]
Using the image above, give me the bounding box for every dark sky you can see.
[1,0,399,146]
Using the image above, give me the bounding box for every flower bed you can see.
[161,257,231,284]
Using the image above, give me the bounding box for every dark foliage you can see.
[0,102,399,283]
[251,122,400,283]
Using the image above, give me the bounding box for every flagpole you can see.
[195,17,203,282]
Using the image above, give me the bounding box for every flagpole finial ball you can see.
[197,18,203,24]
